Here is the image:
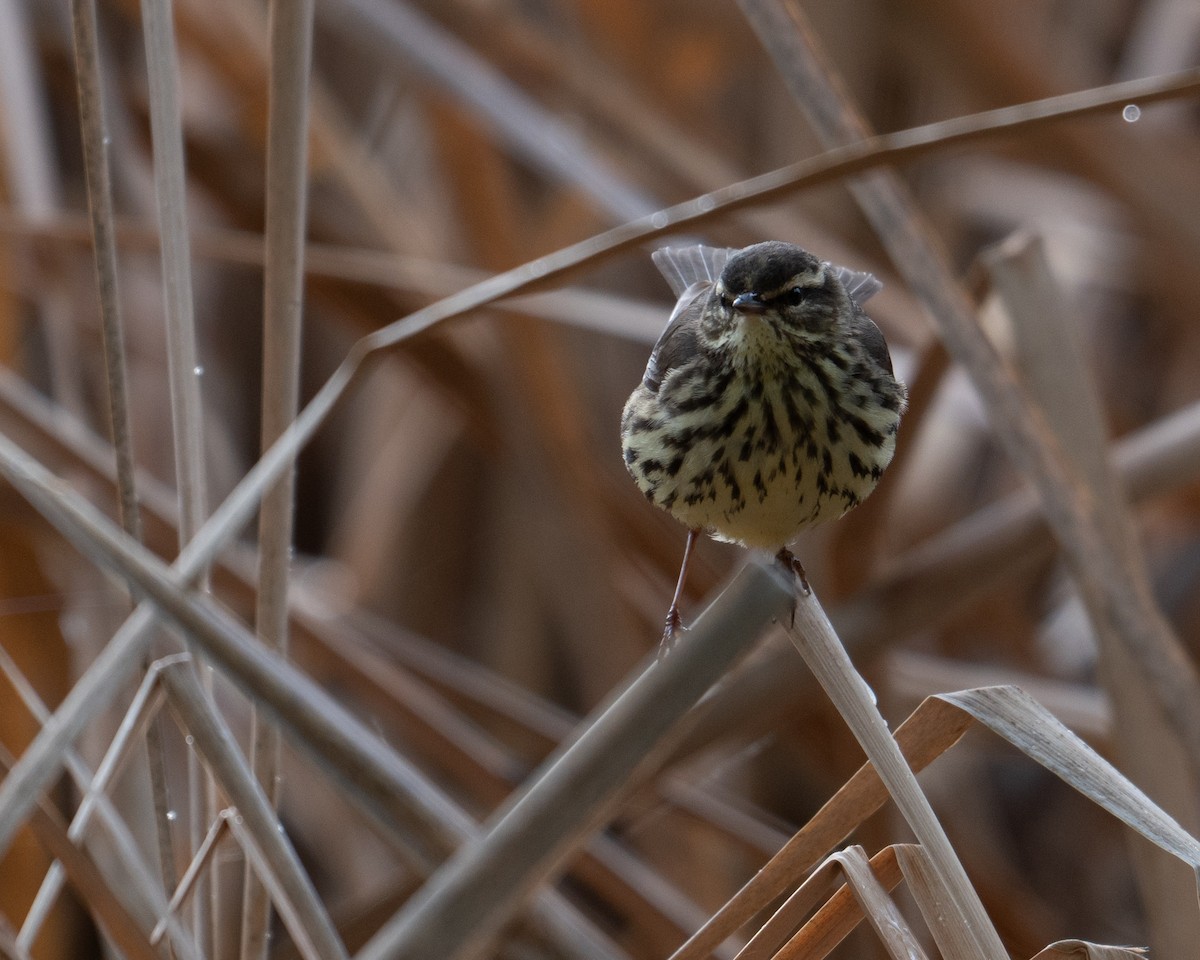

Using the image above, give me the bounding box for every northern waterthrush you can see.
[621,241,907,647]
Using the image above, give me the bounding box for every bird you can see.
[620,241,907,649]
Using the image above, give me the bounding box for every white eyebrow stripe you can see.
[773,265,825,293]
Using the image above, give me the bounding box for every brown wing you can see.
[830,260,891,373]
[642,281,711,393]
[849,302,894,375]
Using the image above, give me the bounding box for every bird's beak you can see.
[731,292,767,315]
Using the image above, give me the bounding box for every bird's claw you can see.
[775,548,811,626]
[657,607,684,659]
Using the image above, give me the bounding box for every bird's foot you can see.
[657,528,699,659]
[775,547,811,593]
[657,606,684,660]
[775,548,811,626]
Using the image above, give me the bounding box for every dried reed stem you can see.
[324,0,656,222]
[785,591,1007,960]
[159,662,348,960]
[139,0,206,544]
[242,0,315,955]
[0,426,623,960]
[668,699,974,960]
[140,0,215,945]
[68,0,180,910]
[4,650,198,960]
[356,563,793,960]
[740,0,1200,804]
[68,0,142,546]
[0,750,158,960]
[986,233,1200,952]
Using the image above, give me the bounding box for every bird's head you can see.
[710,241,849,338]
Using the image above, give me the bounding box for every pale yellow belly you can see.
[622,379,898,549]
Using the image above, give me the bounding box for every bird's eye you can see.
[782,286,810,307]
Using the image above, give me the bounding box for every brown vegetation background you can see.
[0,0,1199,958]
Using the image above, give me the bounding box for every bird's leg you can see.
[775,547,811,625]
[659,528,700,657]
[774,547,812,592]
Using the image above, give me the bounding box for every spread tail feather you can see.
[653,244,882,307]
[651,245,736,298]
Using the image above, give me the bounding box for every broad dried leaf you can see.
[828,846,927,960]
[668,697,973,960]
[734,846,906,960]
[938,687,1200,873]
[1029,940,1147,959]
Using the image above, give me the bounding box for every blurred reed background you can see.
[0,0,1199,958]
